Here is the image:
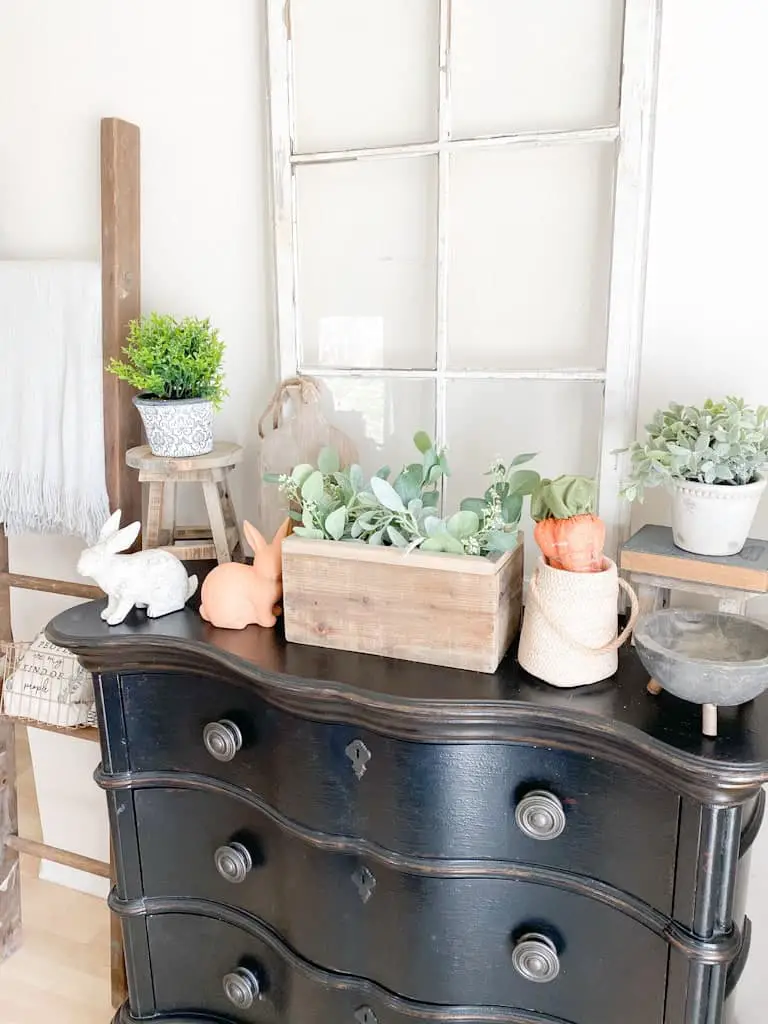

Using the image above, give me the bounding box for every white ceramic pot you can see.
[133,394,214,457]
[670,475,766,556]
[518,557,638,688]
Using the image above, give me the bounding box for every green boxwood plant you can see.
[107,313,227,407]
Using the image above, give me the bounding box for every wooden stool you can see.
[126,443,244,564]
[620,524,768,702]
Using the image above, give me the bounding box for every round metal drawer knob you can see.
[223,966,260,1009]
[512,934,560,983]
[203,719,242,762]
[215,842,253,884]
[515,790,566,841]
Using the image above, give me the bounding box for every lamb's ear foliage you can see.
[617,397,768,501]
[265,436,539,557]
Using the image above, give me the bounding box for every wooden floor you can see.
[0,728,112,1024]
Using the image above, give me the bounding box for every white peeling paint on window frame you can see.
[266,0,663,558]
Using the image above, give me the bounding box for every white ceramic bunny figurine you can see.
[77,510,198,626]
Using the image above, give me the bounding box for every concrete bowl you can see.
[634,608,768,707]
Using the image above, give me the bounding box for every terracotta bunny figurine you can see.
[77,510,198,626]
[199,518,293,629]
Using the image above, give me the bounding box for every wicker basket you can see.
[518,557,638,687]
[1,635,96,729]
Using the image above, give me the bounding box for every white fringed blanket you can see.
[0,260,109,543]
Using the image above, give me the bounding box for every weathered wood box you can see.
[281,534,523,673]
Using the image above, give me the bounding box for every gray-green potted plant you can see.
[107,313,227,457]
[619,397,768,556]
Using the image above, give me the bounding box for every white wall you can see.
[0,0,275,892]
[639,3,768,1019]
[1,0,767,1015]
[1,0,275,642]
[638,0,768,543]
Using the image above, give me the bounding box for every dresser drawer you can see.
[135,787,668,1020]
[145,898,665,1024]
[120,671,678,911]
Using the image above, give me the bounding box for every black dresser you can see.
[48,602,768,1024]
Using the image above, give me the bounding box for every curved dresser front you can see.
[48,602,768,1024]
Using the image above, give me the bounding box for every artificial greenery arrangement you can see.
[266,433,539,557]
[530,476,605,573]
[619,397,768,501]
[107,313,227,407]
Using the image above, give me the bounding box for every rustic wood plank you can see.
[143,482,164,550]
[25,723,99,743]
[164,481,176,546]
[137,467,227,484]
[0,722,21,963]
[622,550,768,592]
[101,118,142,530]
[219,481,243,560]
[173,526,213,540]
[5,836,110,878]
[156,542,216,562]
[0,529,11,647]
[0,572,101,601]
[281,535,508,575]
[493,541,524,667]
[126,442,243,473]
[282,535,522,673]
[626,572,753,605]
[202,482,232,564]
[620,525,768,592]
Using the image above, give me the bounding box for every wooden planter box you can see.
[281,534,523,673]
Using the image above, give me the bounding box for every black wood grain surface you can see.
[130,785,678,995]
[118,672,678,909]
[47,601,768,803]
[46,600,766,1024]
[141,907,665,1024]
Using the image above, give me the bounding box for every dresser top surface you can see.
[49,600,768,795]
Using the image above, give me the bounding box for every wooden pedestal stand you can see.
[126,443,244,564]
[621,524,768,737]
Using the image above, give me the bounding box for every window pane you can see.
[444,380,603,549]
[291,0,439,153]
[297,158,438,370]
[450,0,625,137]
[318,376,436,472]
[446,145,615,371]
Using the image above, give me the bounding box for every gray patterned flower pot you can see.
[133,394,214,457]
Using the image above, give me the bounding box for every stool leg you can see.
[218,478,242,557]
[633,581,669,646]
[702,703,718,737]
[164,481,177,547]
[0,719,22,964]
[632,580,669,695]
[143,482,164,550]
[203,481,232,564]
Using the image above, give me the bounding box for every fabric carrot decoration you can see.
[530,476,605,573]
